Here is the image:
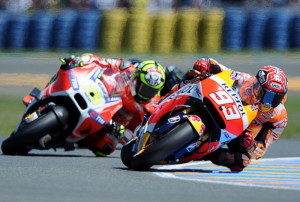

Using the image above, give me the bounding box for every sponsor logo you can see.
[273,119,287,128]
[195,87,202,98]
[189,115,201,122]
[70,78,79,90]
[186,142,199,152]
[221,82,245,116]
[68,70,79,90]
[251,119,262,126]
[168,116,180,123]
[90,68,102,81]
[223,131,230,139]
[270,82,282,90]
[88,109,106,125]
[109,96,122,102]
[230,71,240,80]
[219,140,231,148]
[251,105,258,111]
[260,113,269,121]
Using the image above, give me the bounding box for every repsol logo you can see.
[221,83,245,116]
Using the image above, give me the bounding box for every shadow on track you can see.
[115,166,233,173]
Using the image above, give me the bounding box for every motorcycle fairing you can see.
[179,71,258,162]
[29,66,123,142]
[145,83,203,134]
[135,70,258,163]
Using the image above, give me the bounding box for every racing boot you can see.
[208,148,251,172]
[82,132,118,157]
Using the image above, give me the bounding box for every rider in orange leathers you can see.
[176,57,288,171]
[23,54,166,157]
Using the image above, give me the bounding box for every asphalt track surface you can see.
[0,137,299,202]
[0,52,300,202]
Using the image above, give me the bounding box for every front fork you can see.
[169,115,207,162]
[135,111,207,163]
[20,103,68,149]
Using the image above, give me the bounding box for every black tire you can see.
[130,121,198,171]
[1,106,68,155]
[120,138,137,169]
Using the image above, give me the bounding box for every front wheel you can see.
[120,138,137,169]
[130,121,198,171]
[1,105,68,155]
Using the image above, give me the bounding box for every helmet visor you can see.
[136,83,159,101]
[130,80,159,103]
[260,89,285,107]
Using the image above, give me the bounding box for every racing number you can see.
[209,91,241,120]
[83,84,103,104]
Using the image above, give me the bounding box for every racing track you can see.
[0,137,299,202]
[156,158,300,191]
[0,53,299,201]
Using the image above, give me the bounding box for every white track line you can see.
[154,157,300,191]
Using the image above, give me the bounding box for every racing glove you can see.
[60,55,84,69]
[239,131,255,150]
[239,132,266,159]
[107,120,135,145]
[107,120,125,139]
[193,59,210,78]
[248,141,266,160]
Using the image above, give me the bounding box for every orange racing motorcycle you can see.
[121,70,258,171]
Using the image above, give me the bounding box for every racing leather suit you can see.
[75,54,162,156]
[23,54,161,156]
[180,58,288,171]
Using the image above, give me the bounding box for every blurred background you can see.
[0,0,299,138]
[0,0,299,53]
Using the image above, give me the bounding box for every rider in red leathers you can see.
[177,57,288,171]
[23,54,166,157]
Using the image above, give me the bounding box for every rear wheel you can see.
[1,105,68,155]
[130,121,198,171]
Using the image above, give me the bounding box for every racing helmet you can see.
[130,60,165,103]
[193,57,211,73]
[256,65,288,108]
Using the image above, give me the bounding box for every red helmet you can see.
[193,57,211,74]
[256,65,288,107]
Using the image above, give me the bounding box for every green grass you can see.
[0,97,25,136]
[0,97,25,135]
[0,96,299,139]
[284,96,300,139]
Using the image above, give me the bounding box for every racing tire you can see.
[130,121,198,171]
[120,138,137,169]
[1,105,68,155]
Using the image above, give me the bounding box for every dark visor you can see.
[260,89,285,107]
[136,83,159,100]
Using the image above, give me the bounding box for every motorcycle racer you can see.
[179,57,288,171]
[23,53,166,157]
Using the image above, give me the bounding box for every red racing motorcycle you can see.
[1,63,126,155]
[121,70,258,171]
